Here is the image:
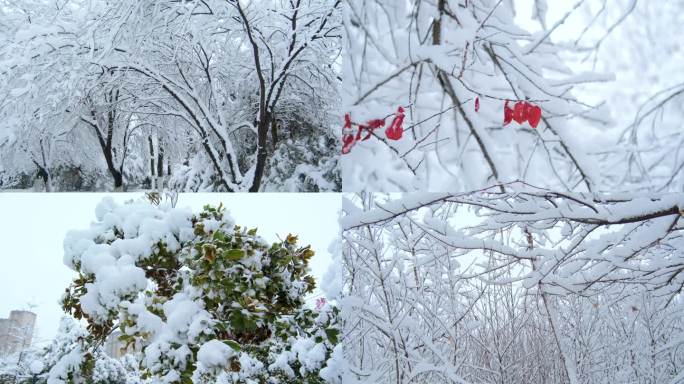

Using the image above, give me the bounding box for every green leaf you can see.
[224,339,241,351]
[325,328,340,345]
[212,231,227,241]
[224,249,245,261]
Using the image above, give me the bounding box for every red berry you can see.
[475,97,480,112]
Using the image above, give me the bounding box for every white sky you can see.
[0,193,340,346]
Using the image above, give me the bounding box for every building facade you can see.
[103,330,137,358]
[0,311,36,357]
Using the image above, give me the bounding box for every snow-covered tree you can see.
[340,0,684,193]
[341,0,607,191]
[338,188,684,383]
[57,197,340,383]
[0,348,41,384]
[0,317,133,384]
[565,0,684,192]
[0,0,342,192]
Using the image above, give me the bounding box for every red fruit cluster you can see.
[341,106,405,155]
[503,100,542,128]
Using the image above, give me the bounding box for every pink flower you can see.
[315,297,327,310]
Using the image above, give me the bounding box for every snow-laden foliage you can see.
[56,197,340,383]
[41,318,130,384]
[339,188,684,383]
[0,0,342,192]
[341,0,682,193]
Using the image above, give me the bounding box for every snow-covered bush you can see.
[57,197,340,383]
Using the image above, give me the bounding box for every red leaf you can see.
[341,134,355,154]
[385,119,404,140]
[513,101,527,124]
[523,102,533,118]
[358,119,386,141]
[475,96,480,112]
[385,106,405,141]
[503,100,513,125]
[360,131,372,141]
[366,119,385,129]
[354,125,366,141]
[528,105,542,128]
[344,113,352,129]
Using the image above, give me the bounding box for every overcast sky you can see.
[0,193,340,345]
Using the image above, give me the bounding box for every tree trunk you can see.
[112,169,123,191]
[148,136,156,189]
[249,115,270,192]
[157,138,164,190]
[157,142,164,177]
[100,145,123,191]
[270,116,279,149]
[33,162,50,192]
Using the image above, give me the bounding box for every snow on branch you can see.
[340,188,684,383]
